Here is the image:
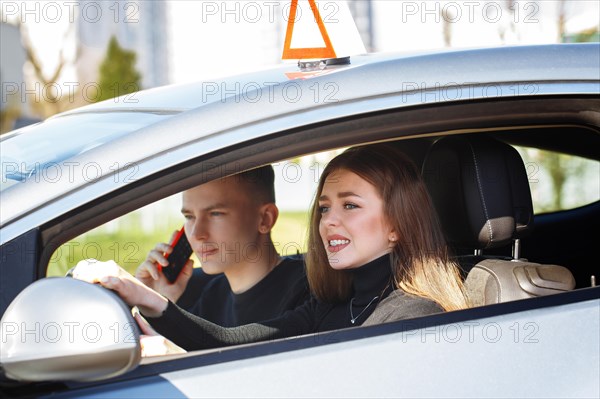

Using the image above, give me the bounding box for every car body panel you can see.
[1,43,599,398]
[160,299,599,398]
[41,376,187,399]
[54,44,600,116]
[33,291,600,398]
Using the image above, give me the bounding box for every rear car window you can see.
[514,146,599,214]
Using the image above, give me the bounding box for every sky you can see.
[5,0,599,85]
[169,0,600,83]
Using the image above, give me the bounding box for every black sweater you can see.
[147,254,396,351]
[183,257,309,327]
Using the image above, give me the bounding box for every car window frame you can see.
[35,95,600,274]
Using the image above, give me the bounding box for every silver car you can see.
[1,43,599,398]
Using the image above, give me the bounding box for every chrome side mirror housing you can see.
[1,278,141,381]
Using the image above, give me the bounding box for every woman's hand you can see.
[133,311,186,357]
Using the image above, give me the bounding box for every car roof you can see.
[1,43,599,244]
[51,44,600,115]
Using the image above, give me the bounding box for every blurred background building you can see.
[0,21,35,131]
[348,0,374,51]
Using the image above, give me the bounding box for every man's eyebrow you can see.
[181,203,230,214]
[203,202,229,211]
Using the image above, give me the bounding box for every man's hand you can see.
[136,239,194,303]
[99,271,168,318]
[72,259,169,318]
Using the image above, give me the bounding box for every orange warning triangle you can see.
[282,0,337,60]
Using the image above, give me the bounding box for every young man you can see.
[136,166,309,327]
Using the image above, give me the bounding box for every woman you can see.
[97,144,468,351]
[306,144,468,325]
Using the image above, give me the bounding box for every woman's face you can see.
[318,169,395,270]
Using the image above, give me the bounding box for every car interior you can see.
[174,129,596,313]
[36,110,599,307]
[43,127,598,311]
[421,134,576,305]
[393,128,598,295]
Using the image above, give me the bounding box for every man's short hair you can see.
[233,165,276,204]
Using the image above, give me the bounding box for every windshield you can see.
[0,112,174,192]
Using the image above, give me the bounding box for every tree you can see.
[95,36,142,102]
[571,27,599,43]
[5,17,79,120]
[498,0,519,44]
[557,0,567,42]
[440,7,454,47]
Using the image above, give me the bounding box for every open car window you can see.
[46,150,344,277]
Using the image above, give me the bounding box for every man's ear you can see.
[258,203,279,234]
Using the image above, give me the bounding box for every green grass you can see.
[47,211,310,277]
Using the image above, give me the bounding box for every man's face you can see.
[181,177,263,275]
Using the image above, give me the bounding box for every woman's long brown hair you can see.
[306,144,468,310]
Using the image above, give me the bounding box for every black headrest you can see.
[422,136,534,250]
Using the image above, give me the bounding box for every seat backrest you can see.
[422,135,575,305]
[465,259,575,306]
[422,135,534,253]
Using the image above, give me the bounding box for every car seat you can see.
[422,135,575,306]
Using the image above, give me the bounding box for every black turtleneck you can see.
[351,253,395,305]
[148,254,395,351]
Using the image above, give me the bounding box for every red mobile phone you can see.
[161,226,193,283]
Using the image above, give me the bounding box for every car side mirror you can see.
[0,278,141,382]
